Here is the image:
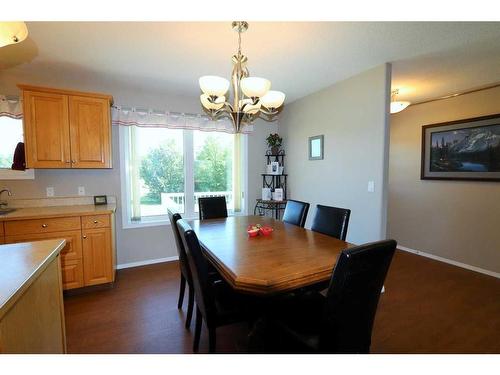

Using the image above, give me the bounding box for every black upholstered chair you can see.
[168,209,195,329]
[282,199,310,227]
[311,205,351,241]
[177,219,246,353]
[198,196,228,220]
[269,239,396,353]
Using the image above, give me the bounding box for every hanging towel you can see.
[11,142,26,170]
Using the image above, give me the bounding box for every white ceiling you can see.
[1,22,499,104]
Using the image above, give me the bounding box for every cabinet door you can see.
[69,96,112,168]
[4,230,84,290]
[82,228,113,286]
[5,230,83,261]
[23,91,71,168]
[60,259,84,290]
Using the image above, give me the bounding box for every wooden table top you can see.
[187,215,354,295]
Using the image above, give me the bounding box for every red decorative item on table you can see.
[247,224,273,237]
[259,226,274,236]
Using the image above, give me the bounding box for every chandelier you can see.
[390,89,411,114]
[0,22,28,48]
[199,21,285,133]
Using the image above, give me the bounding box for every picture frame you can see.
[270,161,280,174]
[421,113,500,181]
[93,195,108,205]
[309,135,324,160]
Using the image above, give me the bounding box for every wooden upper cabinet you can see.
[19,85,113,169]
[69,96,111,168]
[23,91,71,168]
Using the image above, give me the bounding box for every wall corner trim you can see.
[398,245,500,279]
[116,255,179,270]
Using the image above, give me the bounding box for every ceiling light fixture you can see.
[0,22,28,48]
[390,89,411,114]
[199,21,285,133]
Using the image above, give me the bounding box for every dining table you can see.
[186,214,355,351]
[186,215,355,296]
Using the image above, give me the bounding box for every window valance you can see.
[111,106,253,134]
[0,98,255,134]
[0,96,22,119]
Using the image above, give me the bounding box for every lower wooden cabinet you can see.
[3,213,115,290]
[60,259,85,289]
[83,228,113,286]
[5,230,84,289]
[5,230,82,261]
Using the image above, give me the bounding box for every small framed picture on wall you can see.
[309,135,324,160]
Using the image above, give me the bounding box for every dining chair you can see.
[177,219,247,353]
[168,209,196,329]
[282,199,310,227]
[269,239,397,353]
[310,204,351,240]
[198,196,228,220]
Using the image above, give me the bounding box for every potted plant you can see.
[266,133,283,155]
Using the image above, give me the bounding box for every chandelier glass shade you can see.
[199,21,285,133]
[0,22,28,48]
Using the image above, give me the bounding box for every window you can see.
[194,131,234,213]
[120,126,247,227]
[0,117,34,180]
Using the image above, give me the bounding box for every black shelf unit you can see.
[254,152,288,219]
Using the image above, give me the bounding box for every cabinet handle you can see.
[65,160,71,164]
[83,235,87,239]
[71,160,77,164]
[41,224,48,228]
[93,220,98,224]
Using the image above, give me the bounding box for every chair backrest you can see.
[311,205,351,241]
[176,219,215,321]
[198,196,228,220]
[282,199,310,227]
[320,239,397,353]
[167,209,191,282]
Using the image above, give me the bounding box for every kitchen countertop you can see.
[0,239,66,320]
[0,203,116,221]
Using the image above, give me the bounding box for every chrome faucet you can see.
[0,188,12,209]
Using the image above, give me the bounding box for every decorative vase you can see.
[271,146,280,155]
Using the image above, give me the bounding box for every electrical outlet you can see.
[46,187,55,197]
[367,181,375,193]
[78,186,85,196]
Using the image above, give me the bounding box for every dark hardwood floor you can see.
[63,250,500,353]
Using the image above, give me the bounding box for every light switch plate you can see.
[367,181,375,193]
[78,186,85,196]
[46,187,55,197]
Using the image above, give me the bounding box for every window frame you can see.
[119,126,248,229]
[0,116,34,180]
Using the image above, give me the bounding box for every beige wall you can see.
[0,71,276,266]
[388,85,500,273]
[279,64,392,245]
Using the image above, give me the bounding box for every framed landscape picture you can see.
[421,114,500,181]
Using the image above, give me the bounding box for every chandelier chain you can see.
[238,29,242,56]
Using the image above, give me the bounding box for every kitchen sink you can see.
[0,208,16,215]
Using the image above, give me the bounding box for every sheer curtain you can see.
[0,96,22,118]
[112,106,254,134]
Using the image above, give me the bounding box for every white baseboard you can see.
[398,245,500,279]
[116,255,179,270]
